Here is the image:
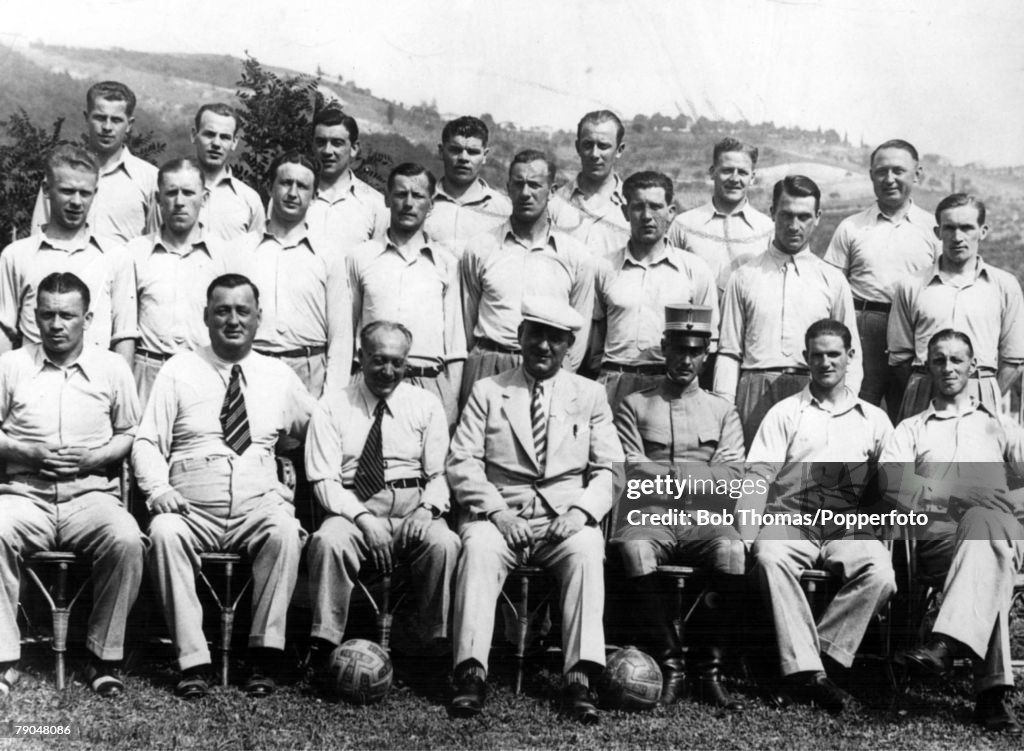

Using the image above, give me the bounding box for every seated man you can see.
[0,272,144,697]
[133,273,314,699]
[742,319,895,715]
[305,320,460,673]
[613,304,745,709]
[447,298,623,723]
[884,330,1024,734]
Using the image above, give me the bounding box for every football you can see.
[597,646,663,710]
[327,639,393,705]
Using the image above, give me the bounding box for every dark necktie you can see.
[353,400,387,501]
[531,381,547,470]
[220,364,252,455]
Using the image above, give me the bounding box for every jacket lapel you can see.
[501,369,539,470]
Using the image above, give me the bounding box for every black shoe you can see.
[897,639,954,678]
[694,671,744,712]
[658,658,687,705]
[175,672,210,700]
[563,682,601,724]
[84,661,125,698]
[449,669,486,718]
[974,688,1023,734]
[245,668,276,698]
[792,672,846,715]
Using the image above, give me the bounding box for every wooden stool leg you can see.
[377,575,393,654]
[217,561,235,688]
[52,561,70,691]
[515,575,529,695]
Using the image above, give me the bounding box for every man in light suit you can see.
[447,298,624,723]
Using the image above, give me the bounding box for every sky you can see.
[3,0,1023,165]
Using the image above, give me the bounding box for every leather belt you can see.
[601,362,665,375]
[406,363,445,378]
[853,298,892,313]
[743,367,810,376]
[912,365,996,379]
[343,477,426,490]
[256,345,326,358]
[474,338,521,355]
[136,348,173,362]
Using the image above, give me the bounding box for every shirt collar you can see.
[921,396,993,421]
[357,379,395,416]
[565,173,625,205]
[698,199,756,229]
[433,177,496,205]
[382,229,435,264]
[37,228,107,255]
[502,220,558,252]
[33,343,102,380]
[262,223,316,253]
[153,227,212,257]
[767,242,812,271]
[926,256,988,284]
[621,238,678,269]
[799,385,865,417]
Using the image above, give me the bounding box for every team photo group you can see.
[2,75,1023,736]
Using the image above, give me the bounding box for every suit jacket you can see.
[447,366,623,522]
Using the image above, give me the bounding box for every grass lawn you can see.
[3,645,1023,751]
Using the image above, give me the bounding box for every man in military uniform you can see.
[613,303,745,710]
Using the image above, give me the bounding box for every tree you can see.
[234,54,391,198]
[0,109,65,242]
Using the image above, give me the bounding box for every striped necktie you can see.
[531,381,547,470]
[220,364,252,455]
[353,400,387,501]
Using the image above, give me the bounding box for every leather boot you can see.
[688,577,744,712]
[632,574,686,705]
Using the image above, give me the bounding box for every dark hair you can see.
[194,102,239,133]
[46,144,99,183]
[157,157,205,189]
[441,116,489,146]
[38,271,91,312]
[577,110,624,145]
[509,149,556,184]
[804,319,852,350]
[712,137,758,167]
[772,175,822,213]
[360,320,413,352]
[935,192,986,226]
[206,273,260,305]
[86,81,137,116]
[313,106,359,142]
[267,149,321,191]
[870,139,919,165]
[622,170,674,205]
[387,162,437,195]
[927,328,974,358]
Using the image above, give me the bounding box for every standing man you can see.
[0,145,136,362]
[307,107,388,254]
[888,193,1024,421]
[305,321,460,671]
[31,81,157,243]
[460,149,595,406]
[550,110,631,255]
[593,170,717,413]
[191,103,265,241]
[0,272,144,698]
[447,299,623,723]
[667,137,774,295]
[135,273,314,699]
[742,319,895,715]
[715,176,861,448]
[884,330,1024,734]
[825,139,938,417]
[424,116,511,258]
[349,163,465,429]
[243,150,352,396]
[129,158,242,404]
[613,304,745,710]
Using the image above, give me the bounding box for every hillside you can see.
[2,42,1022,268]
